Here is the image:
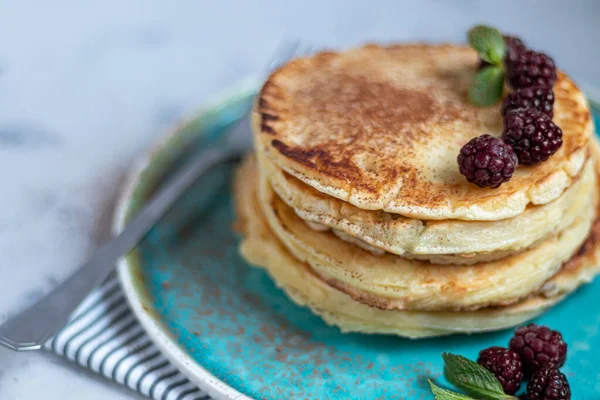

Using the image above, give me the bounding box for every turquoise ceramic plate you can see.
[116,79,600,399]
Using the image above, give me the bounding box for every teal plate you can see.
[116,79,600,399]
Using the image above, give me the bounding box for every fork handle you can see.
[0,148,229,351]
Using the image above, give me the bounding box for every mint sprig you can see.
[467,24,506,107]
[429,380,475,400]
[468,25,505,65]
[442,353,517,400]
[468,66,505,107]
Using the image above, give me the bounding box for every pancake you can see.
[256,156,597,311]
[254,44,592,221]
[260,150,596,263]
[235,157,600,338]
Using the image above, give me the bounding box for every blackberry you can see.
[503,109,562,165]
[527,367,571,400]
[457,135,517,188]
[477,347,523,395]
[478,35,526,69]
[504,35,527,64]
[509,324,567,376]
[502,87,555,118]
[507,50,557,89]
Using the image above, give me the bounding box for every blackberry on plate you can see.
[457,134,517,188]
[509,324,567,376]
[527,367,571,400]
[478,35,526,69]
[503,108,562,165]
[477,346,523,395]
[502,87,555,118]
[507,50,557,89]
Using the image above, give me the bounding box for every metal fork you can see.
[0,40,315,351]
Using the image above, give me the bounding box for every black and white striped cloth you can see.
[45,274,211,400]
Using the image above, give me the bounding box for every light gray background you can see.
[0,1,598,398]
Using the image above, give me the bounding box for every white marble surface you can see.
[0,1,598,398]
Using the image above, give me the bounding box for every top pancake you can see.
[254,44,593,220]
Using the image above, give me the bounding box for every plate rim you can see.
[113,77,258,400]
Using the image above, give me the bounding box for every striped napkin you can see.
[45,274,212,400]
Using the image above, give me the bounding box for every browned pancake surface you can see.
[255,44,592,220]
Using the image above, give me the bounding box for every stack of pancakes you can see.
[235,44,599,338]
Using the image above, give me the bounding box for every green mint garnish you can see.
[466,24,507,107]
[468,66,505,107]
[468,25,506,65]
[429,380,476,400]
[442,353,517,400]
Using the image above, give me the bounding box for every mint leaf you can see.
[429,380,476,400]
[468,66,505,107]
[443,353,517,400]
[468,25,505,65]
